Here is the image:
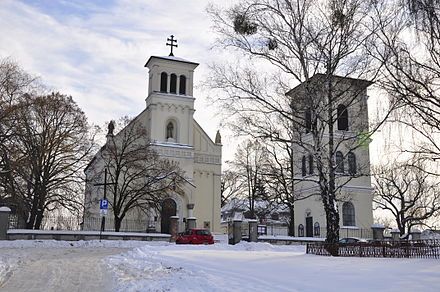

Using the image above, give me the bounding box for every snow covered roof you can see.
[221,199,289,214]
[151,141,194,149]
[144,55,199,67]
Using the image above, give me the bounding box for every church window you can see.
[348,152,357,175]
[170,74,177,93]
[337,104,349,130]
[335,151,344,173]
[160,72,168,92]
[342,202,356,226]
[314,222,320,236]
[166,122,174,139]
[301,156,307,176]
[179,75,186,95]
[298,224,304,237]
[308,155,314,175]
[305,108,312,133]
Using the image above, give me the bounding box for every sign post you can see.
[94,168,115,241]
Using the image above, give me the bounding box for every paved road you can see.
[0,247,128,292]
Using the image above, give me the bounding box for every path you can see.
[0,247,128,292]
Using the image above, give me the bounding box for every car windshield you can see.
[196,230,211,236]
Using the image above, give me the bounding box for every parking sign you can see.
[100,199,108,210]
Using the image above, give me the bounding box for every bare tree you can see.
[220,169,244,207]
[370,0,440,158]
[12,93,95,229]
[228,140,271,219]
[0,58,36,211]
[0,59,94,229]
[86,117,185,232]
[207,0,389,243]
[373,158,440,236]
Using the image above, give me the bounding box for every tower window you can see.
[342,201,355,226]
[335,151,344,173]
[160,72,168,92]
[170,74,177,93]
[308,155,314,175]
[305,108,312,133]
[301,156,307,176]
[298,224,304,237]
[348,152,357,175]
[179,75,186,95]
[313,222,320,236]
[337,104,349,130]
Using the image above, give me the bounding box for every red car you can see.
[176,229,215,244]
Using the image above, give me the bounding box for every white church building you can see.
[83,50,222,233]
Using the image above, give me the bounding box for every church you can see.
[83,39,222,234]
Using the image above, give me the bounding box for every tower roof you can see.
[144,55,199,68]
[286,73,373,96]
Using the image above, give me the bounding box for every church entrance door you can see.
[306,216,313,237]
[161,198,177,234]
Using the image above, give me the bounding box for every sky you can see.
[0,0,237,159]
[0,0,413,167]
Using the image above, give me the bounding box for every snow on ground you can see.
[1,239,440,292]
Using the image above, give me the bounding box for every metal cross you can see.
[166,35,178,56]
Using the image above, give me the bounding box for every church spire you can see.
[166,35,178,56]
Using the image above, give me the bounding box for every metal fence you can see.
[8,214,155,233]
[307,240,440,258]
[81,216,153,232]
[256,224,373,239]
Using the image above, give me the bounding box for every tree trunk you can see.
[288,206,295,236]
[115,216,122,232]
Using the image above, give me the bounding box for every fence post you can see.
[410,229,421,241]
[391,229,400,242]
[371,224,385,241]
[186,217,197,230]
[248,219,258,242]
[232,219,242,245]
[169,216,179,242]
[0,207,11,240]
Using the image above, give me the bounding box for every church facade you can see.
[83,54,222,233]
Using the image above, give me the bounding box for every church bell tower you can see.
[143,39,199,146]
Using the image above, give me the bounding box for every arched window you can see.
[305,108,312,133]
[314,222,320,236]
[342,202,356,226]
[170,74,177,93]
[337,104,349,131]
[179,75,186,95]
[166,122,174,139]
[298,224,304,237]
[348,152,357,175]
[160,72,168,92]
[308,155,314,175]
[335,151,344,173]
[301,156,307,176]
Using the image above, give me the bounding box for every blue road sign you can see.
[100,199,109,210]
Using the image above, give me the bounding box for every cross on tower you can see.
[166,35,178,56]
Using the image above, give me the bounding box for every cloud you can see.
[0,0,238,161]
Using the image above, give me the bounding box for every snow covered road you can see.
[1,240,440,292]
[0,247,127,291]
